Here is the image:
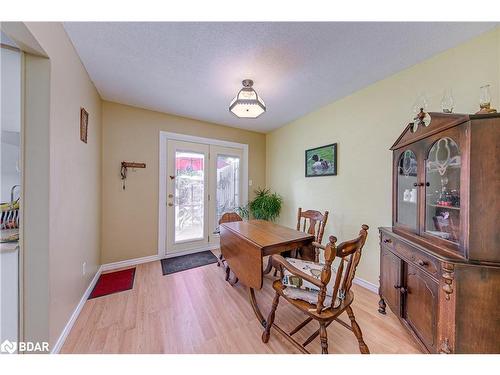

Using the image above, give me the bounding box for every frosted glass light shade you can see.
[229,80,266,118]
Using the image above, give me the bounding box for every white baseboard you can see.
[51,265,103,354]
[353,276,379,294]
[100,254,162,272]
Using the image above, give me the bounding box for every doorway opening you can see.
[158,132,248,258]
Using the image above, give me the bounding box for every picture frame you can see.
[305,143,337,177]
[80,107,89,143]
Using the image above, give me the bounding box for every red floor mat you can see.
[89,268,136,299]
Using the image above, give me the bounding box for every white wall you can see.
[22,22,103,347]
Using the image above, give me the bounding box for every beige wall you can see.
[101,101,266,264]
[266,27,500,285]
[23,22,102,346]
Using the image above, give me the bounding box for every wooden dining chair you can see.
[261,224,370,354]
[216,212,243,284]
[295,208,329,262]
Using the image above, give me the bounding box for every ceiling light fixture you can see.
[229,79,266,118]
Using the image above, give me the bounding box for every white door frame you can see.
[158,131,249,258]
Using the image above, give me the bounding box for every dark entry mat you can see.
[161,250,218,275]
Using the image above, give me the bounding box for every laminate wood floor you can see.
[61,255,422,354]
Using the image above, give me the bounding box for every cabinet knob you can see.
[383,238,392,244]
[394,284,401,289]
[413,182,430,187]
[168,203,173,207]
[400,287,408,294]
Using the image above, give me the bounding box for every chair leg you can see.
[346,306,370,354]
[262,292,280,343]
[319,322,328,354]
[217,253,224,267]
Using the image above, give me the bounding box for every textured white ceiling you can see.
[63,22,497,133]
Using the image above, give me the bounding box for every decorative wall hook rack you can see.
[120,161,146,190]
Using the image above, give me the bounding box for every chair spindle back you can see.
[219,212,243,225]
[316,225,369,312]
[296,208,329,262]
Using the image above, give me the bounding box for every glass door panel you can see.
[208,145,244,241]
[174,151,205,243]
[424,137,461,243]
[166,140,209,254]
[215,155,240,229]
[396,150,418,231]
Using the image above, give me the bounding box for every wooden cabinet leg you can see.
[378,296,387,315]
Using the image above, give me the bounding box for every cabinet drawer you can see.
[393,240,440,279]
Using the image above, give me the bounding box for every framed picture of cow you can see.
[305,143,337,177]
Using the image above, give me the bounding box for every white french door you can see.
[164,139,244,255]
[166,140,209,254]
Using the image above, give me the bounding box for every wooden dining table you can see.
[220,219,315,327]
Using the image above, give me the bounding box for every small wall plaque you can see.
[80,107,89,143]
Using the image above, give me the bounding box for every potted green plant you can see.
[237,188,283,221]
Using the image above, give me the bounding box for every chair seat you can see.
[281,257,337,294]
[272,279,353,321]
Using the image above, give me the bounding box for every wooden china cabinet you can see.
[378,111,500,354]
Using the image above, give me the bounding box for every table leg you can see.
[249,287,267,328]
[224,265,239,285]
[263,257,273,274]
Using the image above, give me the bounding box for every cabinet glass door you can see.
[424,137,461,243]
[396,150,418,231]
